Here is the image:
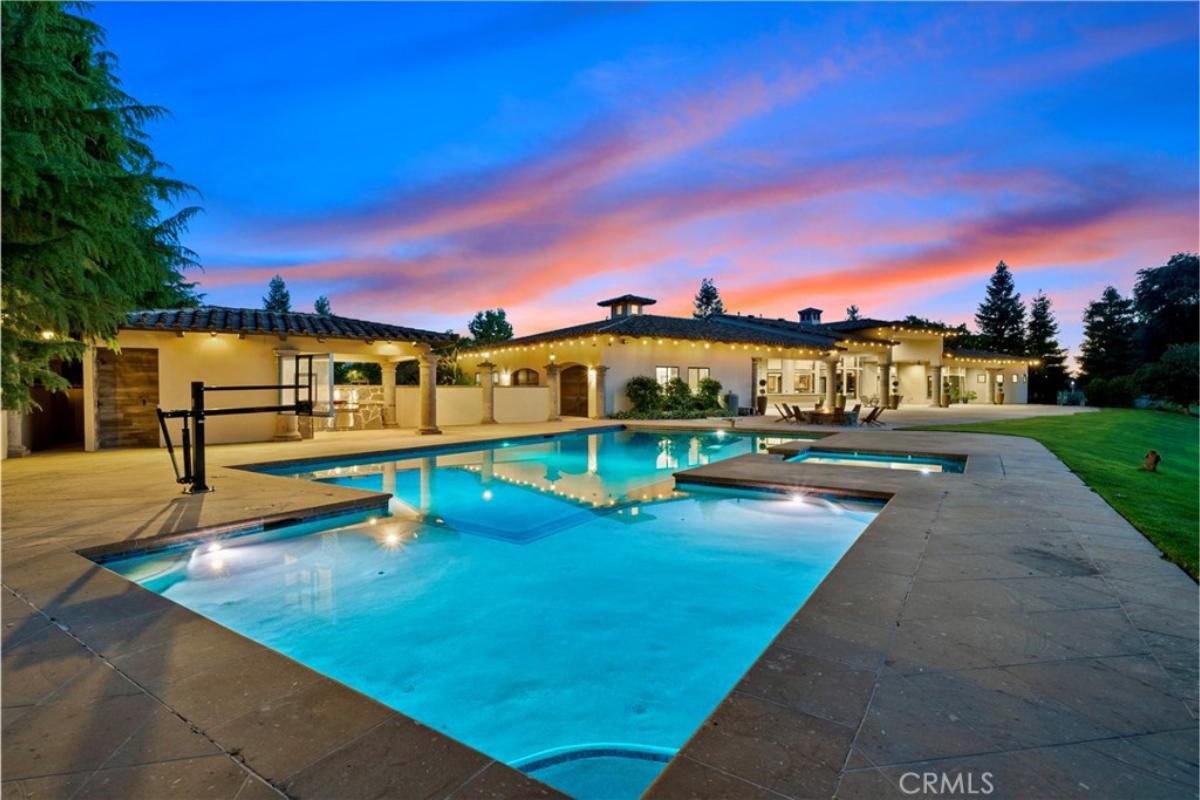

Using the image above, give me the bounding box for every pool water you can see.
[789,448,966,474]
[103,428,879,798]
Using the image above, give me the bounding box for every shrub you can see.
[696,377,723,408]
[1085,375,1139,408]
[624,376,662,414]
[662,377,693,412]
[1136,343,1199,410]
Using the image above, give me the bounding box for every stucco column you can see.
[545,363,561,422]
[589,366,608,419]
[823,354,839,409]
[478,361,497,424]
[381,363,398,427]
[273,347,302,441]
[880,359,892,408]
[6,412,30,458]
[416,350,441,434]
[930,364,944,407]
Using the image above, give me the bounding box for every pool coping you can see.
[4,424,1196,799]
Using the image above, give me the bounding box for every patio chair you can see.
[866,407,886,426]
[845,403,862,426]
[814,398,824,411]
[774,403,796,423]
[860,406,882,426]
[790,404,814,424]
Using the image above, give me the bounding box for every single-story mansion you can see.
[4,296,1035,455]
[458,295,1035,418]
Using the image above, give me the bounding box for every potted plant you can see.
[888,379,901,410]
[965,390,977,404]
[940,380,951,408]
[756,378,768,415]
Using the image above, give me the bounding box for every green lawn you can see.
[909,409,1199,577]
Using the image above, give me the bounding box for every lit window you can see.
[767,371,782,393]
[512,368,539,386]
[687,367,710,392]
[767,358,783,370]
[655,366,679,386]
[794,373,813,393]
[1011,374,1018,383]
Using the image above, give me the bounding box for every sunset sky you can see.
[93,2,1198,358]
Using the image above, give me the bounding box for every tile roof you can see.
[466,313,838,351]
[713,314,881,345]
[596,294,657,307]
[817,318,901,332]
[123,307,454,345]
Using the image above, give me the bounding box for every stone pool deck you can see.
[3,419,1197,798]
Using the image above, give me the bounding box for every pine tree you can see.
[2,2,201,411]
[1079,286,1137,383]
[1133,253,1199,362]
[974,261,1026,353]
[693,278,726,319]
[263,275,291,313]
[1024,291,1068,403]
[845,305,860,321]
[313,295,332,316]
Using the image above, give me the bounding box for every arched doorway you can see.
[560,365,588,416]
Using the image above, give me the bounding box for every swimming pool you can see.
[101,428,880,798]
[789,448,966,474]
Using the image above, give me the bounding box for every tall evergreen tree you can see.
[1079,286,1137,383]
[1024,291,1068,403]
[313,295,332,316]
[974,261,1026,353]
[263,274,291,313]
[1133,253,1199,362]
[2,2,201,411]
[693,277,726,319]
[845,304,861,321]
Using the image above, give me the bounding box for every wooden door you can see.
[560,365,588,417]
[96,348,160,447]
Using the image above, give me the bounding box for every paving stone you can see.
[683,692,851,798]
[1,678,180,780]
[447,761,570,799]
[886,607,1148,674]
[902,575,1118,619]
[644,756,785,800]
[2,624,96,708]
[282,717,492,800]
[72,755,251,799]
[856,667,1112,765]
[770,608,891,672]
[736,645,876,728]
[149,649,323,732]
[232,776,288,800]
[0,773,88,800]
[208,676,394,783]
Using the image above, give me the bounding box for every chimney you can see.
[798,307,823,324]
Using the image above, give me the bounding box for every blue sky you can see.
[91,2,1199,358]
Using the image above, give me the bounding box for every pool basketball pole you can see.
[156,354,316,494]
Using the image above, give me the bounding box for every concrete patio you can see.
[2,412,1195,799]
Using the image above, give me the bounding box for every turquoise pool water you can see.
[789,448,966,473]
[103,428,879,798]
